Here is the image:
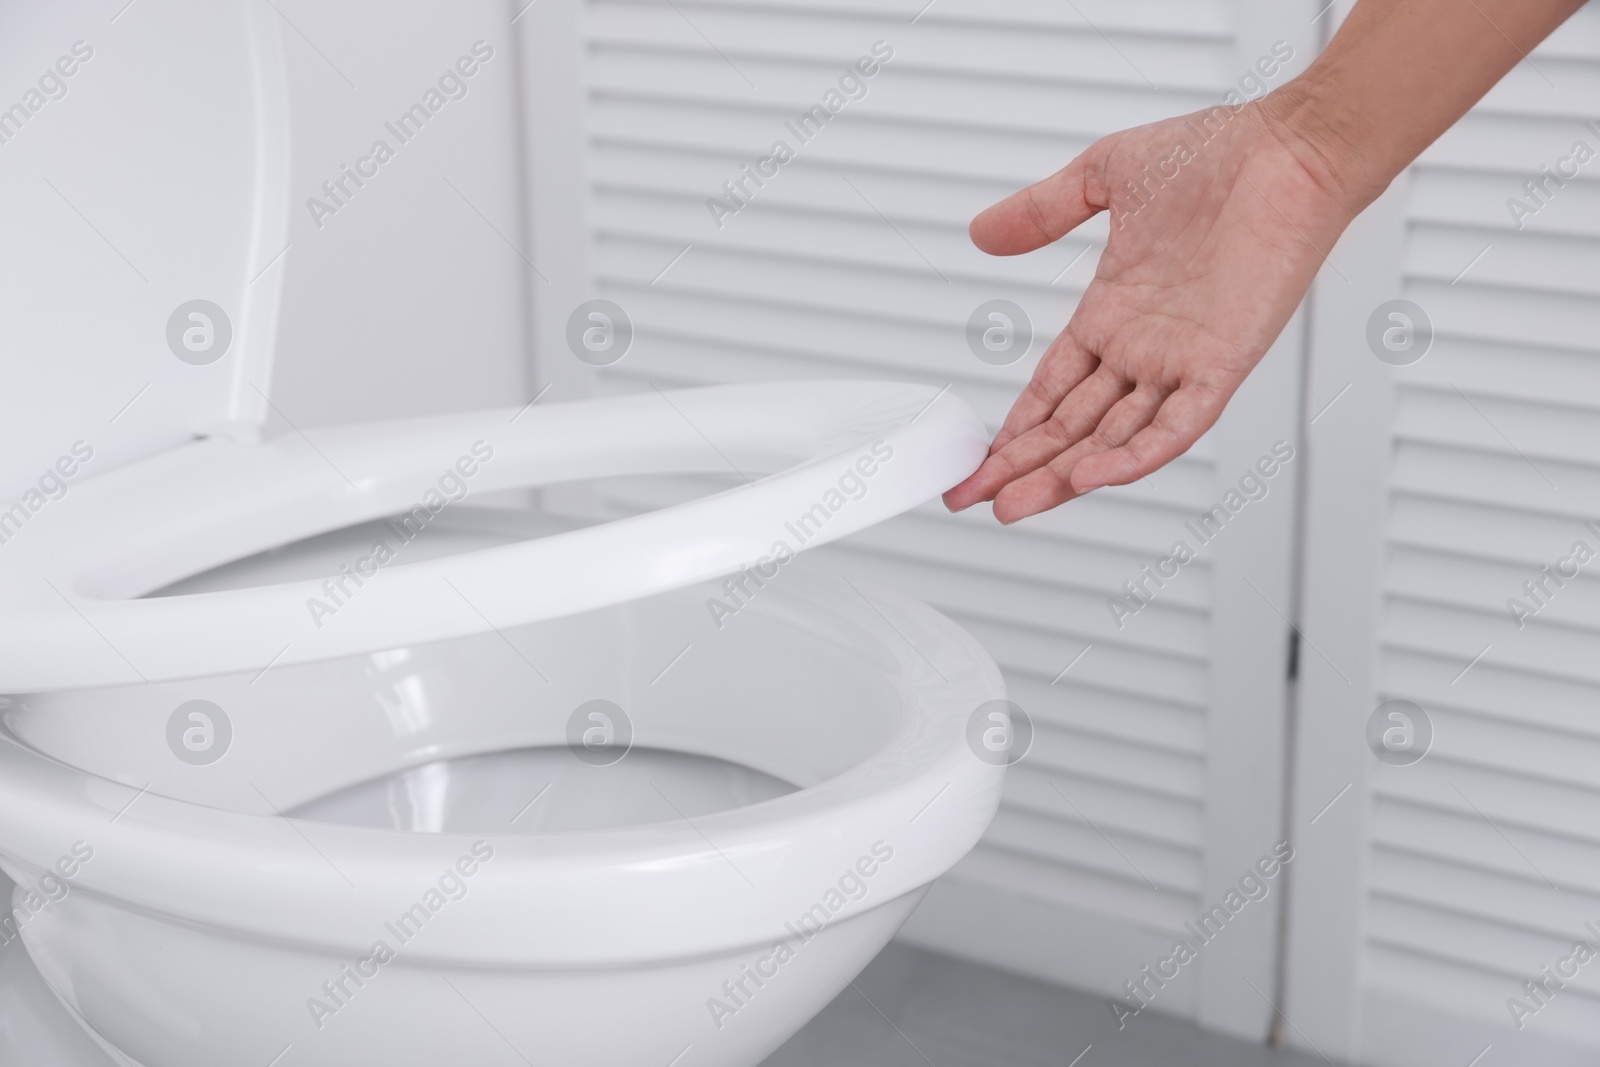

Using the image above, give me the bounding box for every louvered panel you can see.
[1382,598,1600,687]
[1283,9,1600,1060]
[587,43,1226,129]
[1381,646,1600,742]
[827,511,1215,609]
[1364,940,1600,1047]
[952,842,1198,933]
[1422,112,1600,174]
[1398,7,1600,170]
[815,542,1210,662]
[1004,756,1204,848]
[1407,222,1600,298]
[1366,896,1600,994]
[1006,674,1207,758]
[1362,836,1600,1045]
[884,598,1204,704]
[1409,277,1600,353]
[1462,62,1600,120]
[1372,406,1600,1067]
[982,806,1201,897]
[1385,543,1600,630]
[588,0,1238,90]
[593,230,1074,329]
[565,0,1307,1031]
[1409,168,1600,240]
[1377,707,1600,793]
[651,0,1237,37]
[595,190,1084,292]
[1024,713,1203,796]
[594,294,1028,396]
[1003,770,1205,856]
[592,328,1030,411]
[1389,491,1598,562]
[591,30,1227,99]
[589,97,1095,188]
[1403,335,1600,412]
[592,139,1078,231]
[1393,385,1600,460]
[1370,756,1600,850]
[1390,437,1600,519]
[1371,800,1600,895]
[1395,384,1600,457]
[1539,4,1600,59]
[1371,845,1600,939]
[591,0,1235,75]
[1017,720,1206,804]
[589,288,1053,407]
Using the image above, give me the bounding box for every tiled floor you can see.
[764,944,1334,1067]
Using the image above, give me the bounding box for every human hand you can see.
[944,97,1361,523]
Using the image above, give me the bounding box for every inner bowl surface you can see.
[3,508,916,819]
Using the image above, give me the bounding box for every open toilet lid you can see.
[0,0,290,506]
[0,380,988,691]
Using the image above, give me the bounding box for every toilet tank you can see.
[0,0,289,504]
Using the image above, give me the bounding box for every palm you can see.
[944,103,1353,522]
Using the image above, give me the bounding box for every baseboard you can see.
[1354,990,1600,1067]
[895,875,1203,1020]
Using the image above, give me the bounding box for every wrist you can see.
[1251,73,1397,216]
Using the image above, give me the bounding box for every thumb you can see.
[969,139,1112,256]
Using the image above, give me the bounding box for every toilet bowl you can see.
[0,376,1007,1067]
[0,3,1010,1064]
[0,872,119,1067]
[0,539,1003,1067]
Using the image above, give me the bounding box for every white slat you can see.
[1329,7,1600,1058]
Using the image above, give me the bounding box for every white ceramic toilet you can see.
[0,3,1010,1066]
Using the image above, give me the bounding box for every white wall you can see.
[266,0,533,427]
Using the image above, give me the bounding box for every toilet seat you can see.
[0,380,986,692]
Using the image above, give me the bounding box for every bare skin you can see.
[944,0,1589,524]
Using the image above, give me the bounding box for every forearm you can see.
[1264,0,1588,210]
